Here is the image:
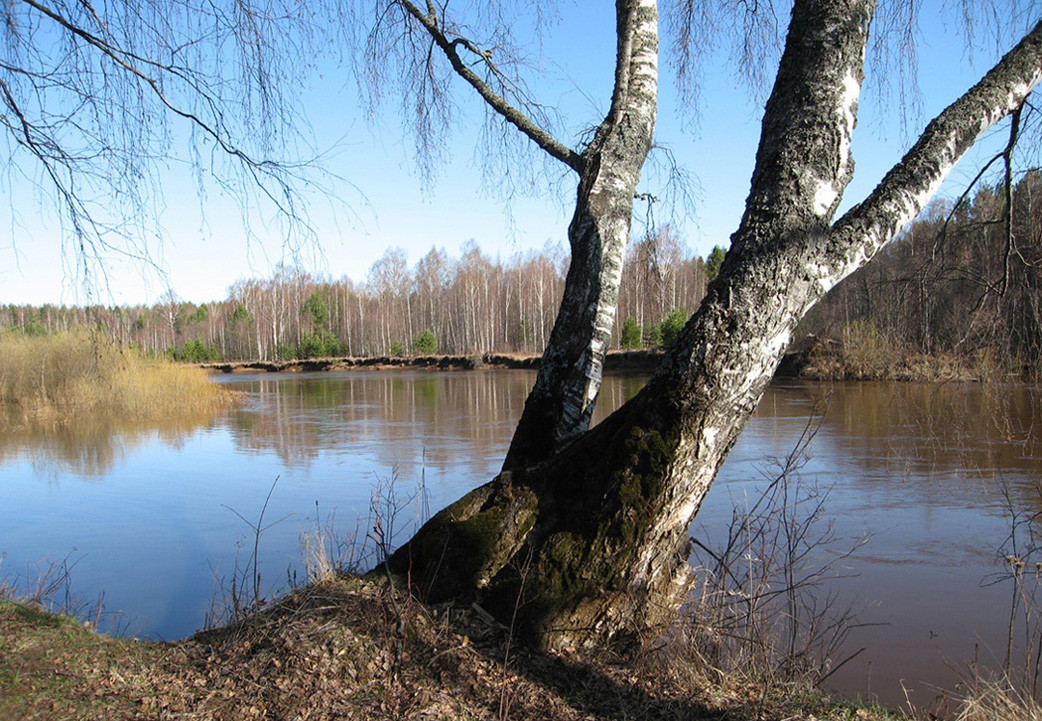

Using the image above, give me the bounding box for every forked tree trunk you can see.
[387,2,1042,650]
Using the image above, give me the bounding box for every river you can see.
[1,369,1040,710]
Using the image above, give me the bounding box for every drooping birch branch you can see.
[394,0,584,172]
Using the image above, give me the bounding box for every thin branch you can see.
[395,0,584,173]
[20,0,292,187]
[1000,106,1023,296]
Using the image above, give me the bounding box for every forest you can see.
[3,170,1040,379]
[1,226,711,362]
[804,168,1042,379]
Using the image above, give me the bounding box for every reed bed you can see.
[0,328,235,428]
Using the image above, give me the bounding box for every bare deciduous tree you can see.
[388,0,1042,651]
[1,0,328,295]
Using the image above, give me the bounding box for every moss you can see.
[387,475,539,601]
[539,532,584,594]
[502,421,686,648]
[617,426,672,507]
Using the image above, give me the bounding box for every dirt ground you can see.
[0,577,898,721]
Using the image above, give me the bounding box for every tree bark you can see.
[381,0,658,470]
[503,0,659,470]
[387,1,1042,651]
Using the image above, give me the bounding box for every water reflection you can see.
[219,370,535,477]
[1,371,1041,711]
[0,410,220,478]
[706,381,1042,708]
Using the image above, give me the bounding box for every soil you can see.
[196,350,665,374]
[1,578,900,721]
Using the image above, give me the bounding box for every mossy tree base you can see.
[383,3,1042,653]
[386,388,704,651]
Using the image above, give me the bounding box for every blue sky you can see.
[0,1,1035,307]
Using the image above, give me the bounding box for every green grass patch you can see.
[0,599,160,720]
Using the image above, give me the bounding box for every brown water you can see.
[1,370,1039,710]
[701,381,1042,709]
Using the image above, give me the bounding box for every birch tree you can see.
[1,0,323,296]
[388,0,1042,650]
[353,0,659,469]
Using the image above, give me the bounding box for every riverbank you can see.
[1,578,900,721]
[198,345,1017,383]
[198,349,666,374]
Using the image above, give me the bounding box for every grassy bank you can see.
[798,321,1019,382]
[0,578,906,721]
[0,329,236,429]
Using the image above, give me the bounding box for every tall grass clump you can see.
[953,676,1042,721]
[0,328,235,428]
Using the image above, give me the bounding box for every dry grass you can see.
[0,578,906,721]
[953,675,1042,721]
[801,321,1012,382]
[0,328,236,429]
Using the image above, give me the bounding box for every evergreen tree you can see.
[620,317,642,349]
[705,246,726,282]
[660,308,689,347]
[414,328,438,355]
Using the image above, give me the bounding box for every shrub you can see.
[299,332,340,359]
[660,308,689,347]
[413,328,438,355]
[177,339,221,362]
[0,329,234,429]
[275,342,297,361]
[840,319,898,380]
[643,323,662,348]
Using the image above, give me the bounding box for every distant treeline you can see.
[0,228,711,361]
[4,171,1040,378]
[803,169,1042,379]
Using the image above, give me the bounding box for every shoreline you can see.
[0,579,905,721]
[197,349,667,374]
[196,347,1023,384]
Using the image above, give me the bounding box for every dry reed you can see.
[0,328,235,428]
[954,675,1042,721]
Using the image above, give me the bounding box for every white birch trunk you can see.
[390,0,1042,651]
[503,0,658,469]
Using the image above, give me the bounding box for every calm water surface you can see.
[2,369,1040,708]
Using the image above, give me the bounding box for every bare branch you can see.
[2,0,337,298]
[828,21,1042,294]
[394,0,584,173]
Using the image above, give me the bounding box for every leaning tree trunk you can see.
[503,0,658,471]
[387,1,1042,651]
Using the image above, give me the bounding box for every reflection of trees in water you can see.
[805,381,1042,509]
[0,411,217,477]
[9,373,1036,504]
[221,371,543,473]
[220,371,650,475]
